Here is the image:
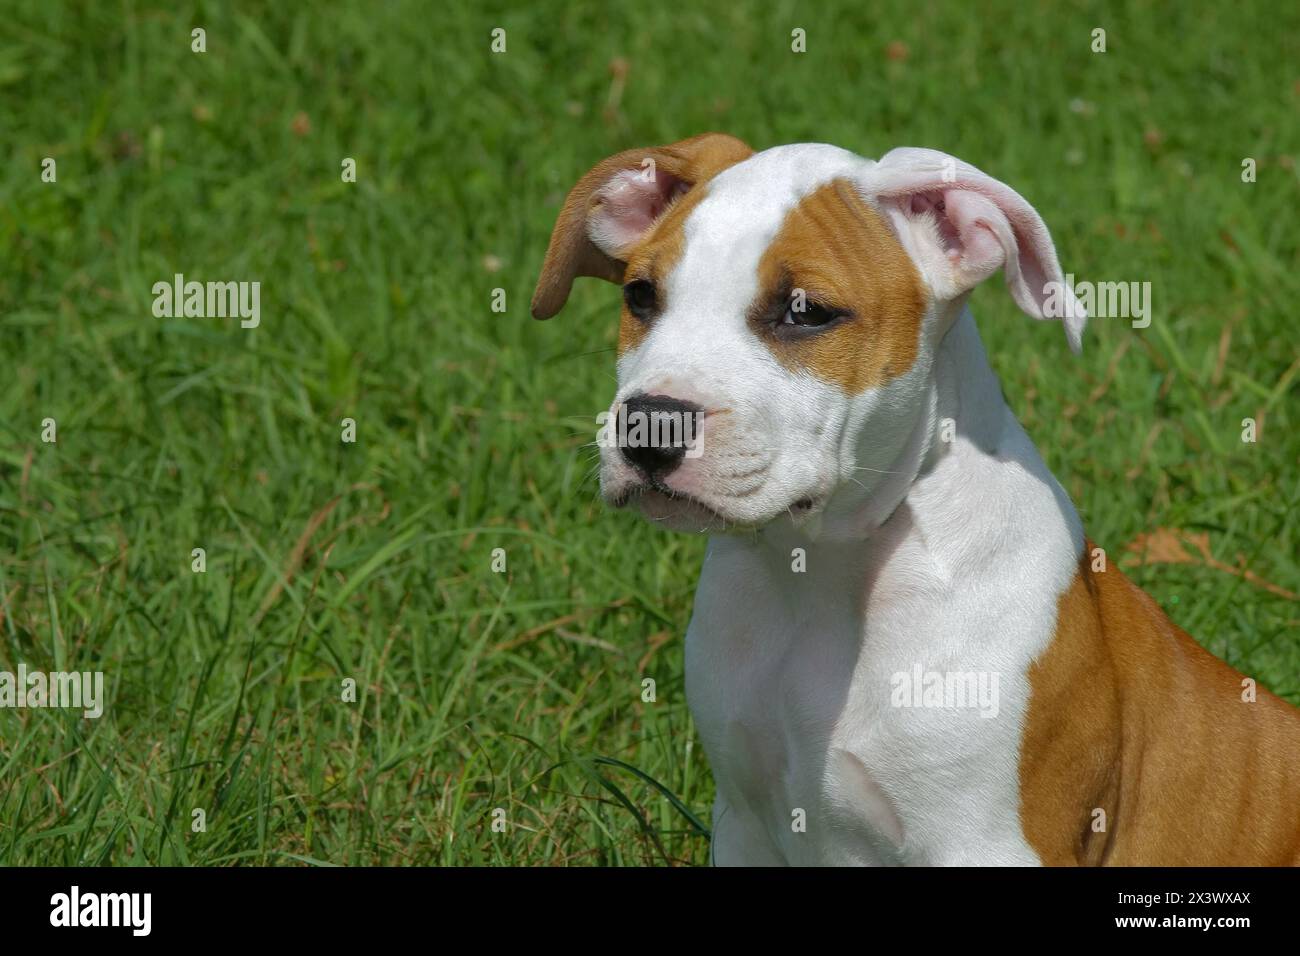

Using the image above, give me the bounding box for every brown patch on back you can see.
[1020,542,1300,865]
[754,179,927,394]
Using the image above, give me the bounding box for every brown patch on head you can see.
[616,185,712,355]
[530,133,752,321]
[753,179,927,394]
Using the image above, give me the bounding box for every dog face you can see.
[533,134,1085,534]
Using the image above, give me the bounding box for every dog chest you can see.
[684,535,1060,865]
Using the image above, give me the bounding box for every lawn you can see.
[0,0,1296,865]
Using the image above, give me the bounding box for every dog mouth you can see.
[610,481,821,530]
[612,481,724,519]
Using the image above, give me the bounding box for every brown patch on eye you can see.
[754,179,927,393]
[615,185,712,356]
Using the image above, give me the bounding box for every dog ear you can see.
[867,147,1087,353]
[531,133,753,319]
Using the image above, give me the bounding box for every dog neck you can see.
[691,311,1086,868]
[746,304,1083,586]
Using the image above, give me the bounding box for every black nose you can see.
[617,393,704,479]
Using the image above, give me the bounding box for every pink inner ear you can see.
[942,189,1015,278]
[909,190,963,257]
[872,147,1088,353]
[587,167,688,258]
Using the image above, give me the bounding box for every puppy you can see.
[533,134,1300,865]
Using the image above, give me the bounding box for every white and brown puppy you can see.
[532,133,1300,865]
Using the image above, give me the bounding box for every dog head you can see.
[533,134,1085,534]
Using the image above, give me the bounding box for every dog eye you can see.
[782,300,839,328]
[623,280,657,319]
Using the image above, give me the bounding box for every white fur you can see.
[687,311,1082,865]
[595,144,1088,865]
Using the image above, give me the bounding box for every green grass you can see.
[0,0,1296,865]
